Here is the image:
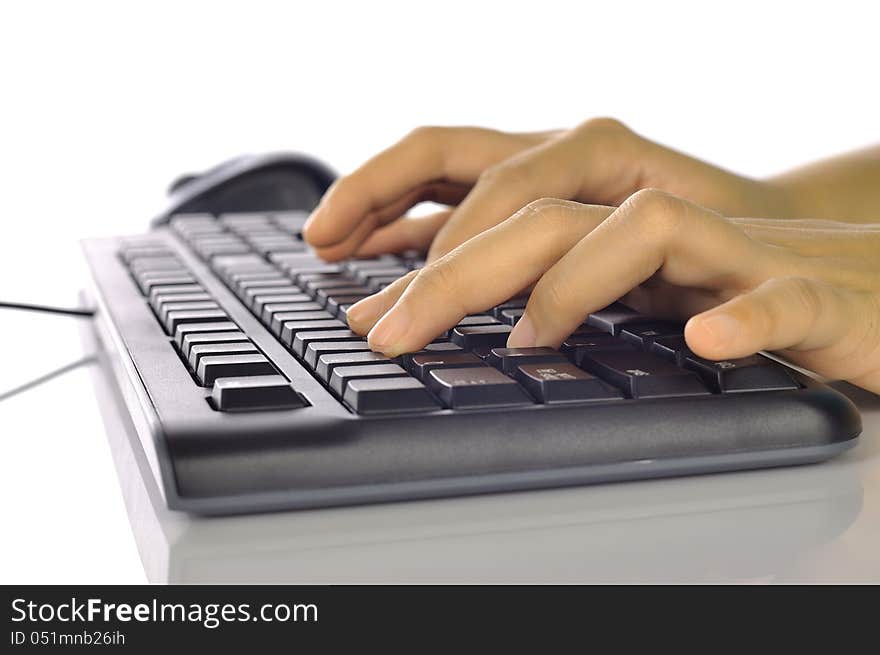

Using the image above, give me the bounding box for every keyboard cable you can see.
[0,301,96,318]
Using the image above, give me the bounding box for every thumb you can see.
[684,277,879,388]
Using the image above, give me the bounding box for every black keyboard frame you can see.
[82,223,862,515]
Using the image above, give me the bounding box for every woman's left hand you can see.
[346,189,880,393]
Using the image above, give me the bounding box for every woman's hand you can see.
[302,119,796,262]
[346,190,880,393]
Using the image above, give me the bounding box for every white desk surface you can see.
[1,241,879,584]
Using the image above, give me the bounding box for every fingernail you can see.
[368,305,411,355]
[346,296,384,332]
[697,313,740,346]
[507,312,537,348]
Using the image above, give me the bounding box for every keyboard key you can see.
[121,246,175,263]
[682,353,799,393]
[199,243,252,258]
[487,347,568,375]
[174,321,239,348]
[290,267,344,285]
[343,256,399,274]
[262,305,330,324]
[136,273,196,295]
[248,238,306,256]
[353,266,409,284]
[191,234,244,246]
[279,318,347,342]
[326,295,370,317]
[271,210,310,233]
[159,301,219,325]
[291,329,363,356]
[316,351,391,382]
[499,308,525,325]
[164,308,229,335]
[472,347,494,360]
[253,294,314,317]
[211,253,267,270]
[129,257,184,273]
[407,351,485,380]
[233,278,302,297]
[587,302,652,335]
[343,377,440,414]
[150,292,212,314]
[492,298,528,319]
[515,363,623,403]
[366,276,403,292]
[305,341,373,369]
[426,367,533,408]
[149,284,204,304]
[456,315,501,327]
[227,271,281,287]
[451,325,512,350]
[212,375,305,412]
[398,342,463,369]
[315,286,372,305]
[578,350,711,399]
[180,331,248,358]
[189,342,258,370]
[242,285,302,307]
[329,363,409,395]
[197,353,276,386]
[218,212,272,227]
[235,277,296,291]
[650,336,691,364]
[335,303,359,322]
[561,333,633,365]
[620,322,685,348]
[277,257,338,277]
[303,277,358,297]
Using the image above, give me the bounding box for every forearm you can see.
[768,145,880,223]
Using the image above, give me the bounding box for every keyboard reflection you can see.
[89,346,864,584]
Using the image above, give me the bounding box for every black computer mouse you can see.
[152,152,336,226]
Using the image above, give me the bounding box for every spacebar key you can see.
[197,354,276,385]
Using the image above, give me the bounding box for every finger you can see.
[302,126,546,251]
[685,277,878,372]
[360,200,615,356]
[347,270,419,335]
[425,119,641,262]
[508,190,778,348]
[353,210,452,258]
[310,182,467,262]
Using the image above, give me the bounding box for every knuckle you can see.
[620,188,687,240]
[521,196,568,216]
[512,197,583,229]
[413,259,460,299]
[572,117,634,150]
[404,125,446,145]
[574,116,630,136]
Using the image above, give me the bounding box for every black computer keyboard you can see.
[82,211,862,514]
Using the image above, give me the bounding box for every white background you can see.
[0,0,877,583]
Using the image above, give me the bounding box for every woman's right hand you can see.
[345,191,880,393]
[302,118,796,263]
